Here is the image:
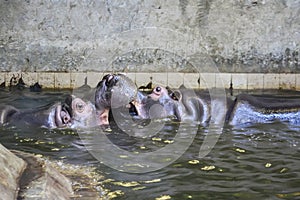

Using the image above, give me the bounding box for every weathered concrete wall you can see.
[0,0,299,73]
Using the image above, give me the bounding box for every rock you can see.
[13,151,108,199]
[0,143,27,200]
[0,141,110,200]
[0,145,107,199]
[12,151,74,200]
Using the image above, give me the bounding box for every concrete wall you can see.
[1,0,299,73]
[1,72,300,90]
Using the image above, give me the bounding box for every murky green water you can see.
[0,89,299,200]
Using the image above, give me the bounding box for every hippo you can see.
[227,93,300,125]
[0,95,96,129]
[95,74,300,127]
[134,85,300,126]
[94,73,138,129]
[131,85,230,125]
[94,74,230,127]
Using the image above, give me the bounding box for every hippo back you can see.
[227,94,300,125]
[0,105,19,124]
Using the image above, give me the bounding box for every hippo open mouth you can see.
[52,95,74,128]
[53,95,95,128]
[54,104,72,128]
[95,74,138,109]
[94,73,138,127]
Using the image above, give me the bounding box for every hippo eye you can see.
[76,102,85,113]
[155,86,161,93]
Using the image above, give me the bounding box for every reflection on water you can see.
[0,89,299,199]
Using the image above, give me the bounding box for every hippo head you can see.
[132,85,180,120]
[94,74,138,127]
[54,95,96,128]
[147,85,215,123]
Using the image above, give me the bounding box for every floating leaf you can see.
[113,181,140,187]
[164,140,174,144]
[265,163,272,168]
[235,148,246,153]
[280,168,287,173]
[276,192,300,198]
[155,195,171,200]
[152,137,162,141]
[144,179,161,184]
[201,165,215,171]
[107,190,124,198]
[133,186,146,191]
[188,160,200,165]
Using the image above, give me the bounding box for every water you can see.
[0,89,299,200]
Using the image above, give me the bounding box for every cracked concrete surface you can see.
[0,0,299,73]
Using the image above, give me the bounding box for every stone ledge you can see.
[1,72,300,90]
[0,144,27,200]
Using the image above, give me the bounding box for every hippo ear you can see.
[166,87,181,101]
[170,90,181,101]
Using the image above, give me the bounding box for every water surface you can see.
[0,89,299,200]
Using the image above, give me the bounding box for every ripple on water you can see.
[0,90,299,199]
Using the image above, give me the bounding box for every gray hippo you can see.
[94,74,228,126]
[94,73,138,129]
[135,85,300,126]
[132,85,229,125]
[0,95,96,129]
[95,74,300,126]
[227,93,300,125]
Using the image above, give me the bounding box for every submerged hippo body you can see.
[94,74,138,128]
[94,76,230,125]
[0,104,70,128]
[132,85,300,126]
[133,85,230,125]
[89,73,300,128]
[0,95,96,129]
[227,94,300,125]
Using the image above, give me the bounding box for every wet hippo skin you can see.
[131,85,300,126]
[0,95,96,128]
[94,73,138,129]
[133,85,230,125]
[96,74,300,127]
[95,75,230,126]
[226,93,300,125]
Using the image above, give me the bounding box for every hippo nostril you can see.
[155,87,161,93]
[105,74,119,87]
[63,116,70,123]
[107,74,114,81]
